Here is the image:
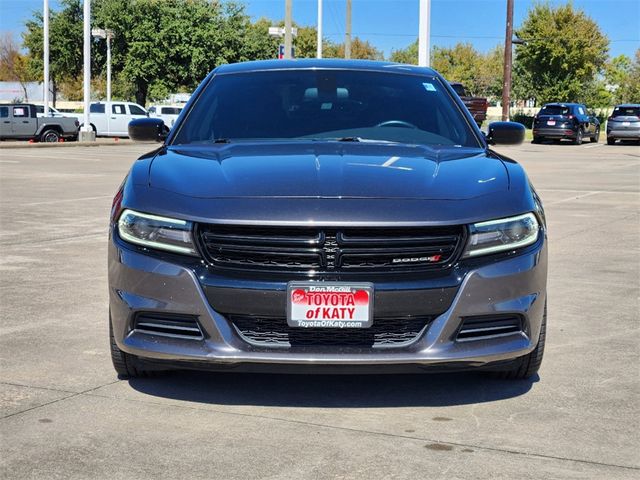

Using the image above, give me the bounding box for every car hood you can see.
[147,142,509,200]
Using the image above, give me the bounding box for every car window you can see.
[12,107,28,117]
[612,106,640,118]
[148,106,156,114]
[578,106,585,115]
[539,105,570,116]
[0,107,8,118]
[90,103,105,114]
[112,104,126,115]
[161,107,182,115]
[173,70,480,148]
[35,105,44,113]
[129,104,146,115]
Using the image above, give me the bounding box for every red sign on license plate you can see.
[287,282,373,328]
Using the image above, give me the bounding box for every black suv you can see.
[532,103,600,145]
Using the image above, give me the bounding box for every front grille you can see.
[133,313,204,340]
[456,315,523,342]
[229,315,432,348]
[197,225,465,274]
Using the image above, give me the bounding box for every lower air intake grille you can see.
[133,313,204,340]
[229,315,432,348]
[456,315,524,341]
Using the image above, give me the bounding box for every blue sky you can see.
[1,0,639,58]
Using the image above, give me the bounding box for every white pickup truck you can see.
[148,105,183,128]
[70,101,148,137]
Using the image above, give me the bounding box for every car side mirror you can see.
[128,118,167,142]
[486,121,525,146]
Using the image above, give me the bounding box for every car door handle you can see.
[3,120,10,123]
[22,120,29,123]
[111,117,117,119]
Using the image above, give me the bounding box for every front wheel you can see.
[573,128,583,145]
[531,136,542,144]
[590,127,600,143]
[495,304,546,380]
[40,129,60,143]
[110,316,149,378]
[607,137,616,145]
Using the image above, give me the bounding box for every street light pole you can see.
[43,0,49,116]
[418,0,431,67]
[316,0,322,59]
[502,0,514,121]
[345,0,351,59]
[106,32,111,104]
[80,0,94,141]
[284,0,292,60]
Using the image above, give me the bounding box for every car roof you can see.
[215,59,438,76]
[543,103,582,107]
[614,104,640,107]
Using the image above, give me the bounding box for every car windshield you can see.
[612,106,640,118]
[539,105,571,116]
[172,70,480,148]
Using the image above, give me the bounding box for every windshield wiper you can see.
[212,138,231,144]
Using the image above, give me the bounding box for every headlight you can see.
[117,209,197,256]
[463,212,540,258]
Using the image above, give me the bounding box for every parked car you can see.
[148,105,183,127]
[34,104,65,117]
[0,103,79,142]
[532,103,600,144]
[606,104,640,145]
[450,82,488,127]
[110,59,546,380]
[70,101,148,137]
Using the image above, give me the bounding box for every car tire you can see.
[572,128,583,145]
[495,303,546,380]
[40,129,60,143]
[531,136,542,144]
[607,137,615,145]
[110,315,149,379]
[590,128,600,143]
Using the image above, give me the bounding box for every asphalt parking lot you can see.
[1,140,638,479]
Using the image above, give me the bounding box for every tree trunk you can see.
[135,80,148,107]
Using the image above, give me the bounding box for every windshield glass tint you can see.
[539,105,570,116]
[612,107,640,118]
[173,70,479,147]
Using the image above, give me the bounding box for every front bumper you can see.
[108,233,547,371]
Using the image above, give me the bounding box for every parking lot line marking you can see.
[22,195,112,206]
[583,143,604,149]
[546,191,603,205]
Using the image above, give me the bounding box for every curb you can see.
[0,140,136,149]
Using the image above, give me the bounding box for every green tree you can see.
[513,2,609,104]
[324,37,383,60]
[390,40,418,65]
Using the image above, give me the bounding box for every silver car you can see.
[606,104,640,145]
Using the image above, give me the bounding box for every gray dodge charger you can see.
[109,59,547,379]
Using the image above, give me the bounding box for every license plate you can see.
[287,282,373,328]
[547,120,556,126]
[622,121,631,126]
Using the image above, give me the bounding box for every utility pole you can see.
[80,0,94,141]
[316,0,323,59]
[502,0,514,121]
[284,0,293,60]
[345,0,351,59]
[418,0,430,67]
[43,0,49,115]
